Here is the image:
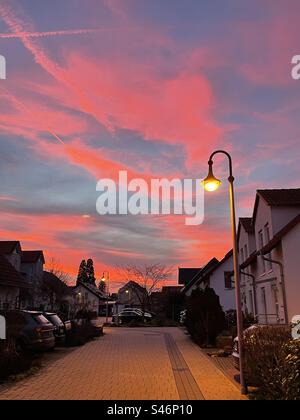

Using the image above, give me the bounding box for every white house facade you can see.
[239,189,300,324]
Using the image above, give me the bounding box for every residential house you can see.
[20,250,45,308]
[180,258,219,297]
[0,255,29,310]
[73,282,108,316]
[0,241,22,271]
[239,189,300,324]
[40,271,73,314]
[117,281,148,311]
[238,217,257,318]
[203,250,236,313]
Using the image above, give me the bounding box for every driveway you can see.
[0,327,246,400]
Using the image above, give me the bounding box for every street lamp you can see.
[101,271,110,324]
[202,150,247,395]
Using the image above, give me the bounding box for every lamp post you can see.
[202,150,247,395]
[101,271,110,324]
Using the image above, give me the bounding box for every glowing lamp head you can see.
[202,161,221,192]
[101,273,106,282]
[125,290,129,294]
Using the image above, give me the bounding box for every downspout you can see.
[240,271,257,317]
[259,253,289,324]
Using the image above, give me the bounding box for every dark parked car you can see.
[112,309,152,324]
[43,313,66,344]
[0,310,55,352]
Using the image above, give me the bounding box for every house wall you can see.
[271,207,300,234]
[0,286,19,310]
[254,198,300,324]
[4,249,22,271]
[208,255,236,312]
[281,223,300,321]
[238,224,257,318]
[118,286,146,307]
[21,258,44,285]
[74,284,99,314]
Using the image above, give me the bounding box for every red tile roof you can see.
[21,250,45,264]
[0,241,21,255]
[0,255,30,289]
[257,189,300,207]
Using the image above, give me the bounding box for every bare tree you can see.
[45,257,72,285]
[116,263,174,310]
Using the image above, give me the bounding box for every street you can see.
[0,327,246,400]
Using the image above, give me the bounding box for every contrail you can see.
[0,28,106,39]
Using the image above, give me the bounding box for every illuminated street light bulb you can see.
[202,160,222,192]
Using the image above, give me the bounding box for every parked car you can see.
[0,310,55,352]
[113,309,152,324]
[43,312,66,344]
[90,319,104,337]
[121,308,152,319]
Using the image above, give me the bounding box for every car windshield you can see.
[48,315,63,326]
[33,314,50,325]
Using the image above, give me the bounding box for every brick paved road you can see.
[0,328,246,400]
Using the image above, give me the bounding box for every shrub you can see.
[244,326,300,400]
[66,322,95,346]
[185,288,225,346]
[280,339,300,400]
[0,338,36,381]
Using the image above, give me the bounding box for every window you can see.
[261,287,268,324]
[244,244,248,259]
[240,248,244,263]
[259,230,266,272]
[248,290,254,316]
[271,285,280,322]
[264,224,272,270]
[224,271,234,289]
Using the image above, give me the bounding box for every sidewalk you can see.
[0,327,247,400]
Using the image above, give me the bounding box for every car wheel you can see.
[15,339,27,355]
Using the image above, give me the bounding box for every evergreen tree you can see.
[86,258,96,287]
[76,260,87,285]
[98,279,106,293]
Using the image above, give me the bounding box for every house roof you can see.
[0,255,30,289]
[43,271,73,296]
[260,213,300,255]
[253,189,300,222]
[74,281,108,300]
[119,280,147,294]
[181,258,219,294]
[240,218,254,234]
[0,241,21,255]
[257,189,300,206]
[178,268,202,285]
[21,250,45,264]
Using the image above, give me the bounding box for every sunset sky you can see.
[0,0,299,286]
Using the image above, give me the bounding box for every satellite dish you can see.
[291,315,300,340]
